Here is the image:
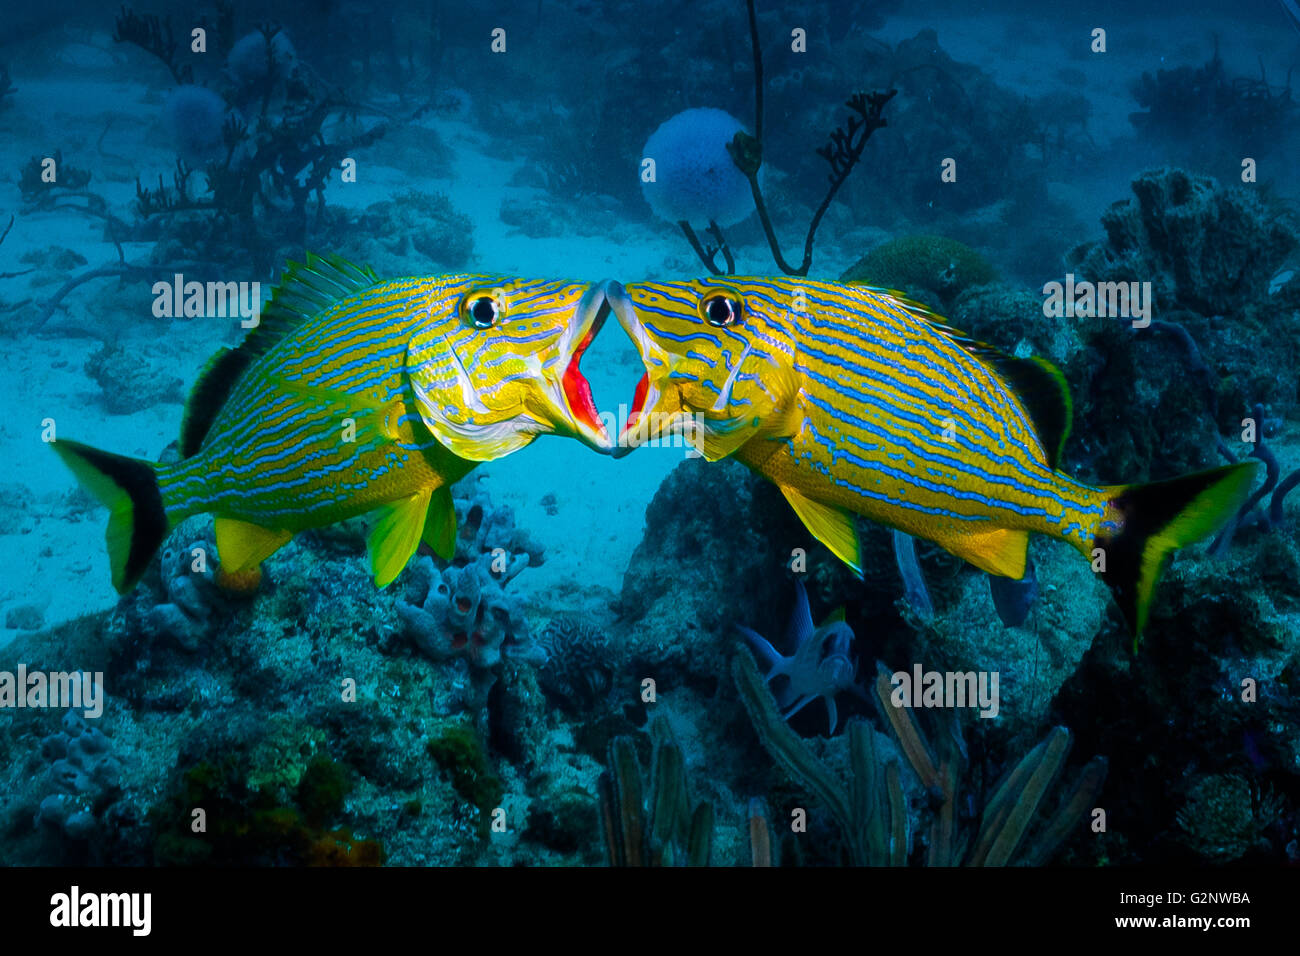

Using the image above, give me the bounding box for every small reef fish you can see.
[738,578,857,735]
[54,254,612,593]
[605,277,1258,638]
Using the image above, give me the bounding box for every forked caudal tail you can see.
[1094,461,1259,640]
[51,439,170,594]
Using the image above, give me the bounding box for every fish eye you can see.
[463,290,506,329]
[700,291,743,328]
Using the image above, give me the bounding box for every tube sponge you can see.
[164,85,228,164]
[640,108,755,228]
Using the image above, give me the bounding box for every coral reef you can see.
[840,234,997,308]
[1050,526,1300,864]
[19,150,92,208]
[450,473,544,565]
[83,343,184,415]
[348,190,475,272]
[34,713,123,843]
[1175,773,1282,862]
[142,537,221,652]
[116,6,390,275]
[537,616,613,714]
[395,473,547,670]
[151,750,383,866]
[426,722,504,839]
[225,29,298,93]
[1069,167,1299,318]
[842,30,1045,225]
[396,553,542,669]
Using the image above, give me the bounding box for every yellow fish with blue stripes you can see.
[53,254,612,593]
[605,276,1257,638]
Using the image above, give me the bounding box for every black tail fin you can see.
[51,439,168,593]
[1094,461,1259,640]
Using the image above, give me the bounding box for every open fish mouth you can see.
[601,279,665,459]
[558,282,612,452]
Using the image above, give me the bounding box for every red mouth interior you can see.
[622,372,649,439]
[562,311,605,435]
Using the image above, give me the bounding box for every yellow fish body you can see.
[606,276,1257,638]
[54,254,612,592]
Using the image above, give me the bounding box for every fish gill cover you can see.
[0,0,1295,897]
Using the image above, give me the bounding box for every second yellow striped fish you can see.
[605,276,1256,638]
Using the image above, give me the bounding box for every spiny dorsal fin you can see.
[874,291,1074,470]
[977,352,1072,470]
[179,252,382,457]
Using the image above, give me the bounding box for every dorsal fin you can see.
[865,287,1074,469]
[179,253,382,457]
[975,351,1071,470]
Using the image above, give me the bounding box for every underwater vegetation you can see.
[116,7,389,274]
[14,2,476,333]
[1129,39,1297,163]
[598,720,714,866]
[732,648,1107,866]
[150,752,384,866]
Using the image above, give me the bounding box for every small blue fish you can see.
[738,579,858,735]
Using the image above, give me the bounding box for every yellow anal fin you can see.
[780,486,863,574]
[370,488,433,588]
[948,526,1028,579]
[215,518,293,574]
[420,485,458,560]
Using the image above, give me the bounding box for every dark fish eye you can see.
[703,293,742,328]
[466,294,501,328]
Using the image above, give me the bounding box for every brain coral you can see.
[640,108,754,228]
[840,235,997,306]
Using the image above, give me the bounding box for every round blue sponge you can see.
[640,108,755,228]
[226,29,297,88]
[164,85,228,164]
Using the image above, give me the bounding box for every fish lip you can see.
[560,282,613,453]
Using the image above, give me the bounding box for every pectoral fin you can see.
[949,526,1028,579]
[215,518,293,574]
[420,485,458,560]
[369,488,433,588]
[698,415,761,461]
[780,487,864,574]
